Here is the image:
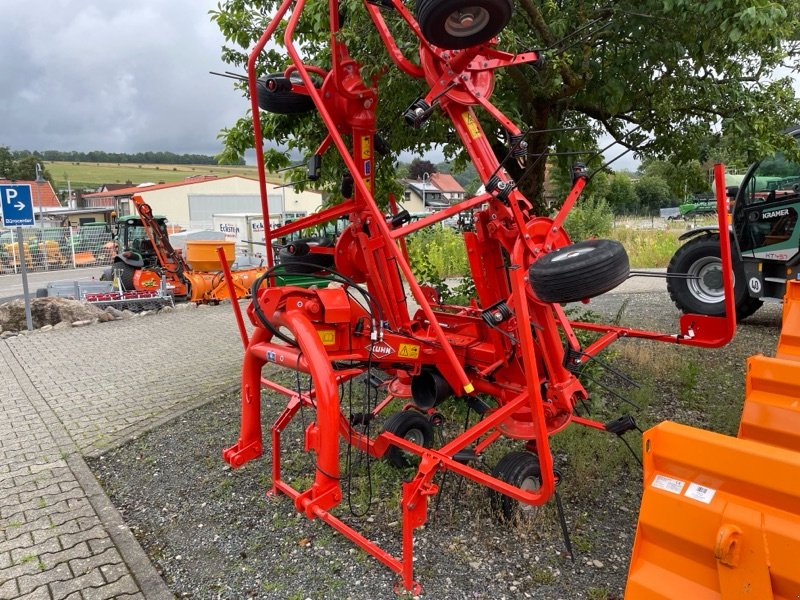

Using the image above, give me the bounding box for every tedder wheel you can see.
[255,73,316,115]
[278,236,336,274]
[382,411,434,468]
[115,263,137,291]
[488,451,541,523]
[666,234,762,321]
[528,239,629,304]
[35,288,48,298]
[415,0,513,50]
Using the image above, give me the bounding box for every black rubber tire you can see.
[278,236,335,274]
[256,73,316,115]
[115,263,137,291]
[488,451,541,523]
[35,288,48,298]
[382,411,434,468]
[666,235,762,321]
[416,0,513,49]
[99,268,113,282]
[529,239,630,303]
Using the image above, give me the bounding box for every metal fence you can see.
[0,225,115,274]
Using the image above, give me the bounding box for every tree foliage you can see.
[0,147,55,186]
[605,174,638,213]
[635,175,673,211]
[638,159,710,200]
[407,159,437,181]
[211,0,800,212]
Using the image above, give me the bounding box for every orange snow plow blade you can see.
[625,421,800,599]
[776,280,800,361]
[738,355,800,452]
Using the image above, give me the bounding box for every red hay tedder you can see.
[220,0,737,593]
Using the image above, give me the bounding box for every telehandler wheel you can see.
[488,451,541,523]
[415,0,513,50]
[666,234,762,320]
[528,239,629,303]
[382,410,434,468]
[278,236,336,274]
[256,73,316,115]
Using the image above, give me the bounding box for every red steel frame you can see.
[222,1,738,593]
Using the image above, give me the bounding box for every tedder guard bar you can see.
[221,0,737,593]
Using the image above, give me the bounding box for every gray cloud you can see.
[0,0,247,155]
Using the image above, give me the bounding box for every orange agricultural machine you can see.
[216,0,800,595]
[111,194,265,303]
[627,280,800,599]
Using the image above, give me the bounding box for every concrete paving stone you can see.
[79,574,138,600]
[0,491,22,509]
[0,557,47,586]
[18,562,71,595]
[0,577,20,599]
[0,532,33,555]
[19,483,65,505]
[46,567,103,600]
[67,547,121,579]
[0,550,11,568]
[56,526,107,554]
[10,535,62,564]
[39,541,92,571]
[82,539,113,558]
[61,593,81,600]
[15,585,52,600]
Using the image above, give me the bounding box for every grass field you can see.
[44,160,283,190]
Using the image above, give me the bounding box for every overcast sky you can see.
[1,0,243,156]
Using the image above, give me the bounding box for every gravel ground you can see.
[88,291,784,599]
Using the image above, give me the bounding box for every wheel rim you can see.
[687,256,729,303]
[444,7,491,38]
[404,427,425,446]
[551,246,595,263]
[518,475,539,513]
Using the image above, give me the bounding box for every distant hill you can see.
[12,149,243,166]
[45,161,274,190]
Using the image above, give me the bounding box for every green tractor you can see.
[101,212,170,288]
[667,126,800,319]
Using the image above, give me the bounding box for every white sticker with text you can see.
[684,482,716,504]
[651,474,685,495]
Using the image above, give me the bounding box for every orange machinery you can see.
[129,194,264,303]
[627,280,800,599]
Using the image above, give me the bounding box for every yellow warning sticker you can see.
[318,330,336,345]
[461,111,481,139]
[398,343,420,359]
[361,135,371,159]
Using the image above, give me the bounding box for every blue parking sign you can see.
[0,184,36,227]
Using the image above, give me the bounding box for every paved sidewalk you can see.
[0,305,248,599]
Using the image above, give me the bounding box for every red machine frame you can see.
[222,0,738,593]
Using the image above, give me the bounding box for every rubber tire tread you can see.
[116,263,137,291]
[382,411,434,468]
[278,236,336,274]
[529,239,629,304]
[35,288,48,298]
[488,451,540,523]
[415,0,513,50]
[256,73,315,115]
[666,234,762,321]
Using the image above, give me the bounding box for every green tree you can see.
[639,159,710,200]
[606,174,638,213]
[407,158,437,180]
[635,175,672,211]
[212,0,800,212]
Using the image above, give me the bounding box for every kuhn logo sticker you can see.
[367,341,394,357]
[762,208,789,219]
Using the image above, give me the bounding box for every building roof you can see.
[0,179,61,208]
[82,175,248,198]
[429,173,465,193]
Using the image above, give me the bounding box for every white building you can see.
[82,175,324,230]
